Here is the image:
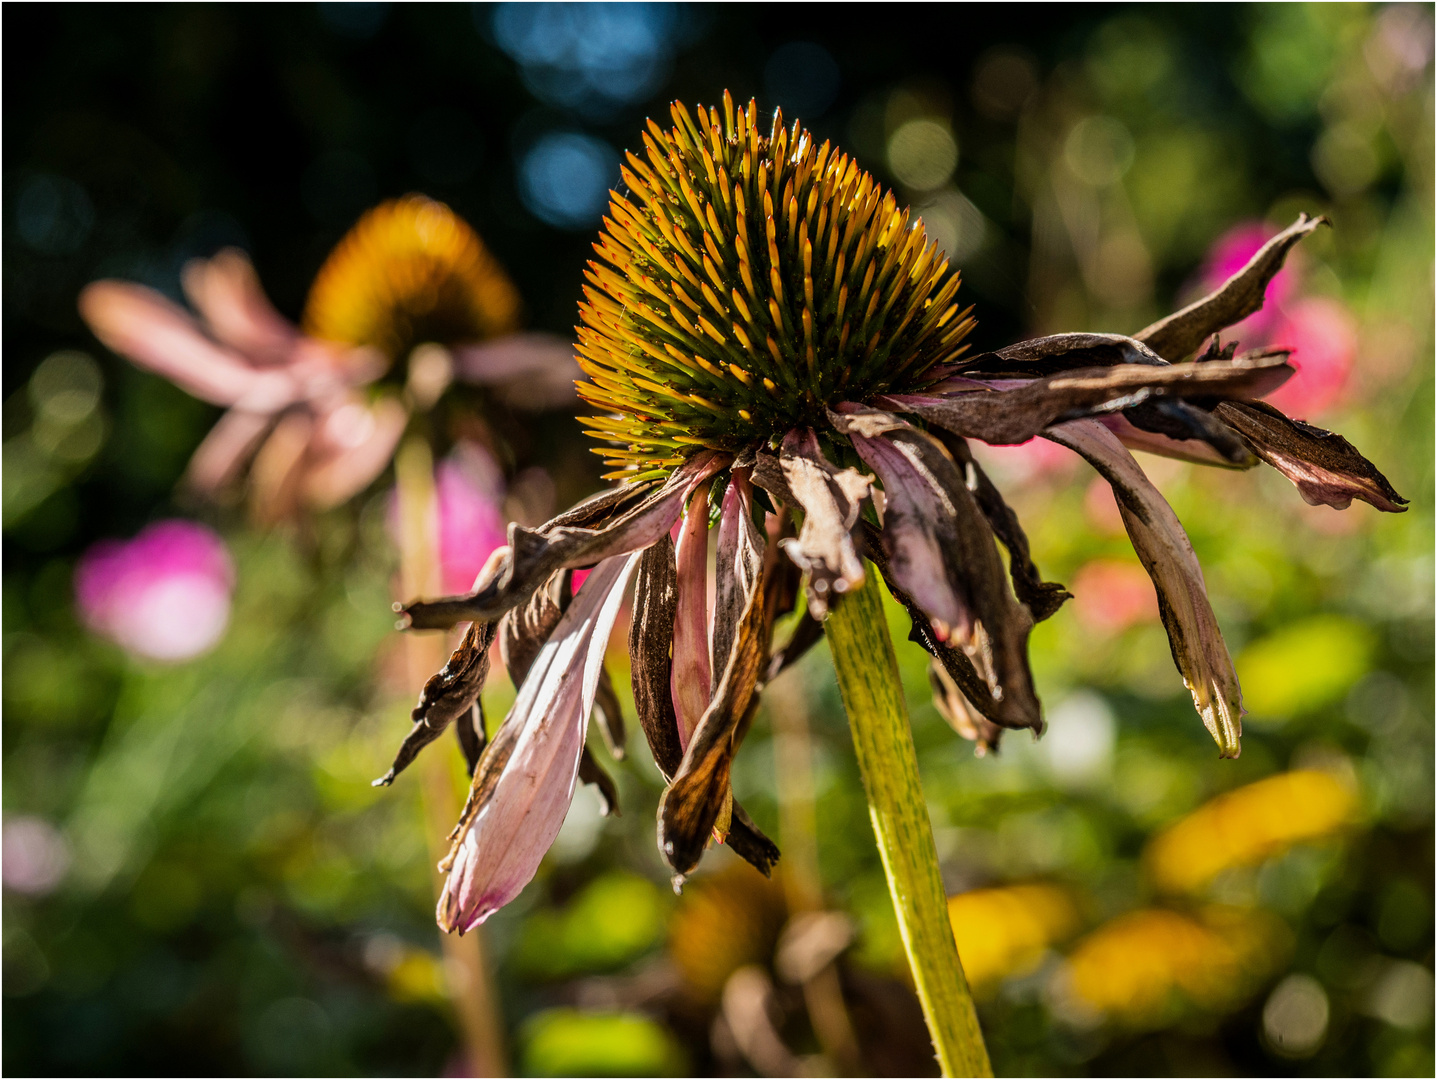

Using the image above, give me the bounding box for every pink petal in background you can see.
[74,520,235,662]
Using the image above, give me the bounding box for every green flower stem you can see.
[826,564,993,1078]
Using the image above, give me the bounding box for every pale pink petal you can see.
[670,479,712,749]
[1045,419,1244,757]
[842,420,967,641]
[79,281,270,406]
[438,552,639,932]
[452,332,583,410]
[301,396,408,510]
[180,248,299,363]
[182,409,275,495]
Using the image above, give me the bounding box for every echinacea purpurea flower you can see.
[80,195,578,521]
[390,94,1406,941]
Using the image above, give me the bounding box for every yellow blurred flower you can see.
[1065,905,1289,1027]
[667,867,787,1003]
[1145,769,1358,895]
[947,883,1082,995]
[304,194,521,362]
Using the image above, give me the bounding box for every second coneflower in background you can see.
[80,194,579,522]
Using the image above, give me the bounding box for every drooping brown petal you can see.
[1136,214,1327,361]
[954,331,1165,378]
[630,535,684,778]
[374,620,498,787]
[883,353,1292,447]
[438,553,640,932]
[455,702,487,777]
[714,471,764,694]
[860,519,1042,734]
[1046,419,1244,757]
[1119,397,1255,465]
[929,659,1004,755]
[831,407,1041,730]
[1095,413,1248,467]
[766,610,824,682]
[726,804,781,878]
[592,667,627,761]
[1214,401,1408,513]
[630,531,780,878]
[578,746,620,817]
[672,479,714,748]
[403,450,727,629]
[499,569,570,686]
[658,482,769,878]
[773,428,871,618]
[927,429,1071,622]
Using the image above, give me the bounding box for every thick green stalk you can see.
[825,565,993,1078]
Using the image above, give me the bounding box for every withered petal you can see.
[455,701,487,777]
[727,803,781,877]
[658,483,769,876]
[592,666,627,761]
[954,331,1165,378]
[578,746,621,817]
[773,428,871,618]
[766,609,825,682]
[862,519,1042,734]
[499,569,569,687]
[714,471,764,693]
[1096,413,1250,467]
[884,353,1292,447]
[1121,398,1254,466]
[374,620,497,787]
[1214,400,1408,513]
[629,535,684,779]
[927,430,1071,622]
[1136,214,1327,361]
[671,479,714,748]
[832,405,1042,729]
[403,450,726,629]
[1046,419,1244,757]
[929,659,1005,755]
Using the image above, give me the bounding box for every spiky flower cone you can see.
[577,93,975,479]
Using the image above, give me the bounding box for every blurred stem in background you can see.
[827,567,992,1078]
[769,674,862,1075]
[395,436,507,1077]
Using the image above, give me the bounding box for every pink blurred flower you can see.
[79,249,407,523]
[75,519,235,661]
[2,816,71,896]
[1071,559,1159,632]
[1202,223,1296,342]
[435,445,509,595]
[970,436,1078,483]
[1198,222,1354,418]
[1262,296,1357,419]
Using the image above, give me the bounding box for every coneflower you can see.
[391,94,1404,1075]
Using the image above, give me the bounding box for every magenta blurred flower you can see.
[1263,296,1358,419]
[435,444,509,595]
[1202,223,1296,341]
[75,519,235,661]
[2,816,71,896]
[1200,222,1354,418]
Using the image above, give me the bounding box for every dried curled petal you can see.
[1047,419,1244,757]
